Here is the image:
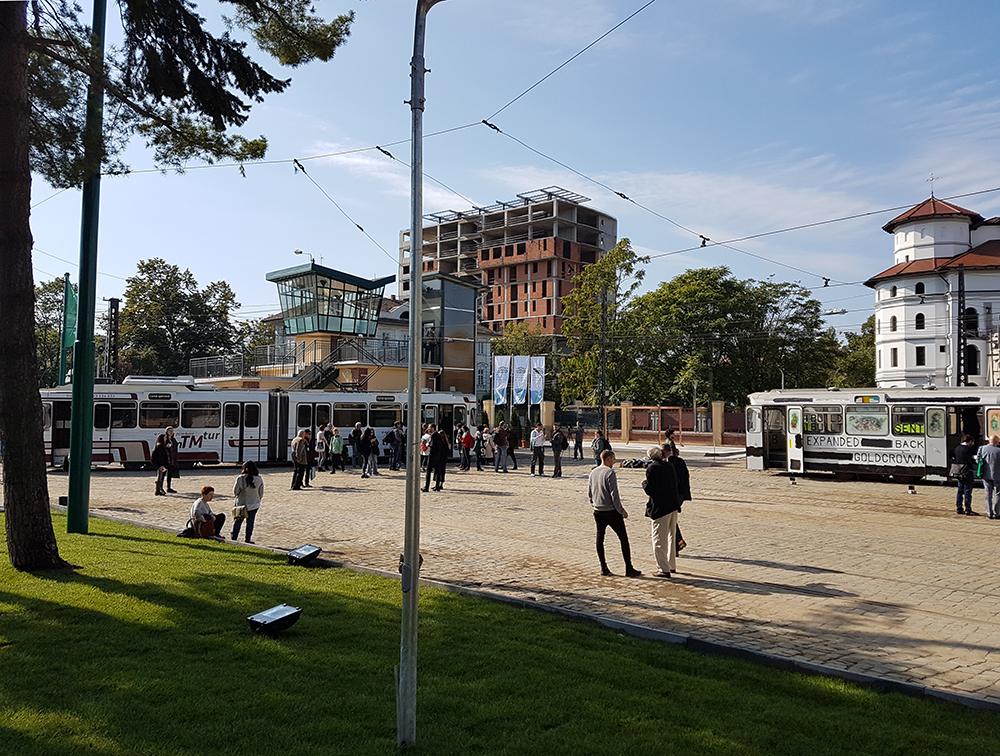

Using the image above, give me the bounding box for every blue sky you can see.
[27,0,1000,337]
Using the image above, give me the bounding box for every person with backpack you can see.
[493,423,509,473]
[592,430,612,467]
[551,422,567,478]
[460,425,475,470]
[387,422,404,471]
[473,425,486,471]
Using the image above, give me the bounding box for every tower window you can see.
[891,348,898,367]
[915,313,925,330]
[915,282,925,294]
[890,286,897,297]
[890,316,897,332]
[915,346,926,366]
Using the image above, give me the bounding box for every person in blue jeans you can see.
[232,460,264,544]
[976,435,1000,518]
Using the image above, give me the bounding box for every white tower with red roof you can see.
[866,197,1000,387]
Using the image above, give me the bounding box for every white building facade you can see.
[867,197,1000,388]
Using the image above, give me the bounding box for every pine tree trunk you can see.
[0,2,70,571]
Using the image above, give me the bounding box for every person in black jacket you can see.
[151,434,169,496]
[643,446,681,578]
[666,443,692,551]
[953,433,977,515]
[421,424,448,491]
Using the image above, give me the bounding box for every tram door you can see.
[786,406,804,473]
[93,402,112,464]
[924,406,947,475]
[223,402,263,464]
[746,406,764,471]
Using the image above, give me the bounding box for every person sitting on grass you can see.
[190,486,226,539]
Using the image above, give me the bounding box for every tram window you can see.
[803,406,843,434]
[297,404,312,428]
[334,403,367,428]
[370,403,401,427]
[244,404,260,429]
[224,404,241,428]
[454,405,467,428]
[987,409,1000,438]
[746,407,760,433]
[892,406,925,436]
[111,402,137,428]
[316,403,331,428]
[140,401,179,428]
[845,405,889,436]
[926,408,945,438]
[94,404,110,430]
[182,402,221,428]
[43,402,52,430]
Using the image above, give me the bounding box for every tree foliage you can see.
[119,259,239,376]
[489,322,554,357]
[27,0,354,187]
[35,277,67,388]
[559,238,648,405]
[557,258,840,408]
[832,315,875,387]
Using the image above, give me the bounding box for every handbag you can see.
[232,504,248,519]
[949,462,968,478]
[194,518,215,538]
[977,458,984,478]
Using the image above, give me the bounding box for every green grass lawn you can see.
[1,515,997,755]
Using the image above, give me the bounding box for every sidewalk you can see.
[29,453,1000,707]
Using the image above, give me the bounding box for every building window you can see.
[890,286,897,297]
[891,348,898,367]
[876,319,880,334]
[890,316,897,332]
[964,307,979,332]
[915,346,926,366]
[915,313,925,330]
[967,345,981,375]
[940,345,946,353]
[878,350,882,368]
[915,282,925,294]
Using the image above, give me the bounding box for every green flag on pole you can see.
[58,273,78,385]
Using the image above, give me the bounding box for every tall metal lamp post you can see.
[398,0,448,746]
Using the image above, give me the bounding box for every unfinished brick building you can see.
[398,186,618,334]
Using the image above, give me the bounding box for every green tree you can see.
[234,318,277,371]
[631,267,839,406]
[832,315,876,387]
[119,259,239,376]
[559,238,648,405]
[35,277,67,388]
[2,2,352,569]
[490,322,554,356]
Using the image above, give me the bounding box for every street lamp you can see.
[293,248,315,263]
[398,1,449,747]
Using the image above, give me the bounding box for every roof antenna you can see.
[926,173,937,197]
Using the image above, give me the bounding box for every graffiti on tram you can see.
[805,434,925,466]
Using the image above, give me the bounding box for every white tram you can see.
[40,376,476,470]
[746,387,1000,482]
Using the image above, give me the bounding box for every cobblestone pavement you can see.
[33,446,1000,705]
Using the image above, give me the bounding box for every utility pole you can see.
[598,285,608,434]
[957,264,967,386]
[399,1,448,747]
[104,297,120,383]
[67,0,108,534]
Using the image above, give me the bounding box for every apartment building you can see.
[398,186,617,334]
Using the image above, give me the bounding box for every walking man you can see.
[530,423,546,476]
[644,446,681,578]
[290,429,311,490]
[588,450,642,577]
[977,435,1000,518]
[551,422,566,478]
[573,424,584,459]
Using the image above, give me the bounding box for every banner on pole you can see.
[529,356,545,405]
[493,355,511,405]
[511,356,530,404]
[62,276,78,350]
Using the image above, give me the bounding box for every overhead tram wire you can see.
[292,159,397,265]
[485,0,661,121]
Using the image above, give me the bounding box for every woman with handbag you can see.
[231,461,264,543]
[189,486,225,538]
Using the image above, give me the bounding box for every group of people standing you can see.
[588,441,691,579]
[185,460,264,544]
[952,433,1000,519]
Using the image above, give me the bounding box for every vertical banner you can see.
[59,274,78,386]
[511,355,530,404]
[493,355,511,405]
[529,356,545,405]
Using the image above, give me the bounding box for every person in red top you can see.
[460,425,475,470]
